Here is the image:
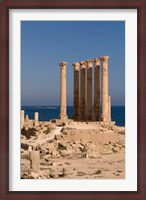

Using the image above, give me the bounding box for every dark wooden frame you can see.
[0,0,145,199]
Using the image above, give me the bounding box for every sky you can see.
[21,21,125,106]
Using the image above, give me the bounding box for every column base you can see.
[72,113,79,120]
[78,114,85,121]
[85,115,92,121]
[99,121,115,127]
[100,116,111,122]
[92,115,100,121]
[58,114,68,121]
[34,122,39,127]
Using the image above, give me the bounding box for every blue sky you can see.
[21,21,125,106]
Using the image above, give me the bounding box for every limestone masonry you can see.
[59,56,111,122]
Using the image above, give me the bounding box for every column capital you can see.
[94,58,100,65]
[59,62,68,67]
[101,56,109,63]
[72,62,80,70]
[86,60,93,68]
[79,61,86,68]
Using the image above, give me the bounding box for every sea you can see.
[21,106,125,126]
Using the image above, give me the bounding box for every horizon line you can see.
[21,105,125,107]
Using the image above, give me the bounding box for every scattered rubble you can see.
[21,120,125,179]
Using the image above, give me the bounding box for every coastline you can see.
[21,105,125,126]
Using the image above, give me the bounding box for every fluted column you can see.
[59,62,68,121]
[86,60,93,120]
[100,56,110,121]
[79,61,86,120]
[93,58,100,121]
[72,62,80,120]
[21,110,25,129]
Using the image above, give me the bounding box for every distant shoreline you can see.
[21,106,125,127]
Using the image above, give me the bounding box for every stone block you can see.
[29,151,40,173]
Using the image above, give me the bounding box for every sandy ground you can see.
[21,120,125,179]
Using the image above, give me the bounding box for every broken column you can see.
[25,115,29,122]
[100,56,110,121]
[72,62,80,120]
[58,62,68,121]
[79,61,86,120]
[86,60,93,120]
[29,150,40,173]
[93,58,100,121]
[34,112,39,126]
[21,110,25,129]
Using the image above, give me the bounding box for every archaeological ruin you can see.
[20,56,125,180]
[59,56,111,122]
[21,56,112,129]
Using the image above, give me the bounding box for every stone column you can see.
[100,56,110,121]
[93,58,100,121]
[72,62,80,120]
[59,62,68,121]
[29,150,40,173]
[79,61,86,120]
[108,96,111,121]
[21,110,25,129]
[86,60,93,120]
[34,112,39,126]
[26,115,29,122]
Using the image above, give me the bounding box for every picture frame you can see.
[0,0,145,199]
